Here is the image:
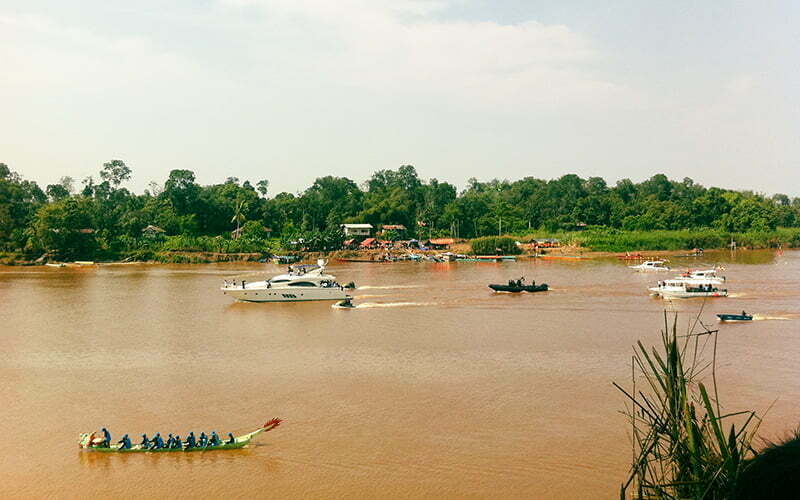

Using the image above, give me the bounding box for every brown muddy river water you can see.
[2,250,799,499]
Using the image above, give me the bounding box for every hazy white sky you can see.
[1,0,798,195]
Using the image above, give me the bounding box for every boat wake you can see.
[726,293,746,298]
[752,314,791,321]
[351,301,438,309]
[357,285,424,290]
[353,294,389,299]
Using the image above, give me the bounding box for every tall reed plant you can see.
[615,313,763,499]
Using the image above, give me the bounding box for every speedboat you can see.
[717,312,753,322]
[629,260,670,272]
[649,279,727,298]
[221,260,350,303]
[489,278,548,293]
[673,268,726,284]
[332,297,356,309]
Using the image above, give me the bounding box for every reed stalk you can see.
[615,312,763,499]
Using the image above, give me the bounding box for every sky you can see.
[1,0,798,196]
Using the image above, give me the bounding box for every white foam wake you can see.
[357,285,424,290]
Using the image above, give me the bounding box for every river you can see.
[1,250,799,498]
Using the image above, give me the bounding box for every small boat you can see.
[537,254,587,260]
[333,297,356,309]
[489,279,548,293]
[272,255,300,264]
[79,418,281,452]
[45,262,66,268]
[336,258,391,263]
[717,312,753,322]
[458,255,517,262]
[629,260,670,272]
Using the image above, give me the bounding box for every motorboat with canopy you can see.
[649,279,728,298]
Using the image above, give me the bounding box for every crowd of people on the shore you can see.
[98,427,236,450]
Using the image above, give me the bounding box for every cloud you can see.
[213,0,631,109]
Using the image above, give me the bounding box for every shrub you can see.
[470,236,521,255]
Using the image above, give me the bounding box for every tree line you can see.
[1,161,799,259]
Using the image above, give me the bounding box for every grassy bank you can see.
[516,227,800,252]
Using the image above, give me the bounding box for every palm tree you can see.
[231,200,247,239]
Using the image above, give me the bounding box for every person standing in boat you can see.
[101,428,111,448]
[118,434,132,450]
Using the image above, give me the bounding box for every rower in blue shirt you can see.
[140,434,150,448]
[209,431,221,446]
[150,433,165,449]
[185,432,196,449]
[172,435,182,449]
[226,433,235,445]
[117,434,132,450]
[166,433,175,448]
[101,428,111,448]
[198,432,208,447]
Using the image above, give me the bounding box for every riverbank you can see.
[3,228,798,266]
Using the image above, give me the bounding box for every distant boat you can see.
[629,260,670,272]
[489,278,548,293]
[272,255,300,264]
[717,313,753,322]
[457,255,517,262]
[538,254,587,261]
[45,263,66,268]
[337,258,392,263]
[74,261,95,266]
[79,418,281,453]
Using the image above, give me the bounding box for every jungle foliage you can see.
[2,160,800,260]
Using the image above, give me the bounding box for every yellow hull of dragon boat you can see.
[79,418,281,453]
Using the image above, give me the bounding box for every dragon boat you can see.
[79,418,281,452]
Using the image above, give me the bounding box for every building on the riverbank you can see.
[426,238,455,250]
[341,223,373,237]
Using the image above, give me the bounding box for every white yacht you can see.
[672,268,726,285]
[221,260,349,303]
[629,260,670,272]
[649,279,728,299]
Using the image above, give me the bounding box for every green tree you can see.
[32,198,97,259]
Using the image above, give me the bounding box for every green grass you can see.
[514,227,800,252]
